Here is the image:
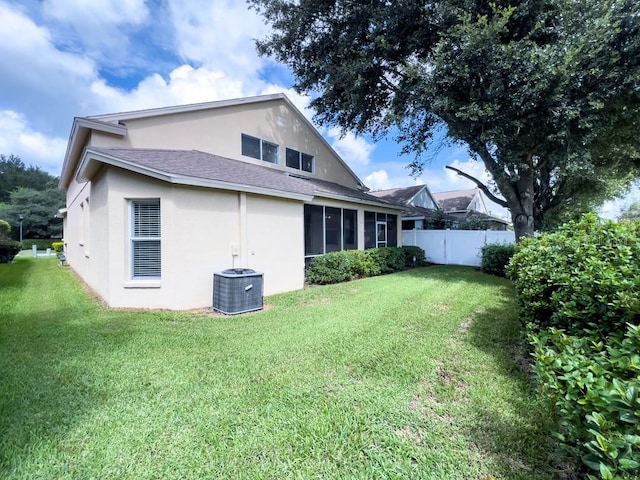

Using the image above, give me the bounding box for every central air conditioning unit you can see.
[213,268,263,315]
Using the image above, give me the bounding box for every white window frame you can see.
[129,199,161,280]
[285,147,314,173]
[241,133,279,164]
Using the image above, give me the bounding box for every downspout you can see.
[239,192,248,268]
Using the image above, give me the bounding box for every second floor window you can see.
[241,134,279,164]
[286,148,314,173]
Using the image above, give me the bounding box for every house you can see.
[371,185,510,231]
[58,94,403,310]
[368,184,442,230]
[432,188,510,230]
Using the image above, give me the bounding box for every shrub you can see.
[0,219,10,240]
[52,241,64,254]
[345,249,380,277]
[366,247,405,273]
[0,240,21,263]
[306,251,352,284]
[22,238,61,250]
[401,245,426,267]
[531,325,640,479]
[305,247,419,285]
[480,243,515,277]
[508,213,640,336]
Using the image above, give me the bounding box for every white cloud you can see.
[326,127,374,167]
[89,65,248,114]
[167,0,269,74]
[0,110,67,175]
[442,158,493,191]
[600,183,640,220]
[43,0,149,29]
[364,169,424,191]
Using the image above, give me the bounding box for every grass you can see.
[0,256,563,479]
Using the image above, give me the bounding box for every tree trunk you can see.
[505,168,536,241]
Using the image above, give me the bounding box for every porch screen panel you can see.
[131,199,161,279]
[324,207,342,253]
[387,214,398,247]
[304,204,324,256]
[364,211,376,249]
[343,209,357,250]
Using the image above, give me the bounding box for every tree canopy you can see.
[0,154,64,240]
[620,200,640,221]
[250,0,640,239]
[0,154,57,203]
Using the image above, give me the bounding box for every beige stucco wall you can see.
[88,99,361,189]
[64,166,306,310]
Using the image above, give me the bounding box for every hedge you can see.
[306,246,426,285]
[480,243,515,277]
[22,238,62,251]
[0,240,21,263]
[509,214,640,479]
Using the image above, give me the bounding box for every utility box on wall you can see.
[213,269,263,315]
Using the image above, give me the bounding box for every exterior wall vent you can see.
[213,269,263,315]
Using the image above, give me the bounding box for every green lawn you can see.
[0,257,563,479]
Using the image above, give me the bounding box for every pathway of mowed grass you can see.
[0,256,563,479]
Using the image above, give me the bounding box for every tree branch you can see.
[445,165,508,207]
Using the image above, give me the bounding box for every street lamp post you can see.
[18,215,23,243]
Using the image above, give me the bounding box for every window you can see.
[241,134,279,163]
[286,148,314,173]
[364,212,397,248]
[304,205,357,262]
[130,199,161,279]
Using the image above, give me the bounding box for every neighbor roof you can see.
[432,188,479,211]
[78,147,401,209]
[369,185,425,205]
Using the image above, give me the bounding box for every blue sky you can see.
[0,0,636,218]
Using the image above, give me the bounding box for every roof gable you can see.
[433,188,479,211]
[60,94,366,192]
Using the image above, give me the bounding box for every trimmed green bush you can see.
[306,247,424,285]
[531,325,640,479]
[305,251,352,285]
[22,238,61,250]
[508,214,640,336]
[0,219,10,240]
[345,249,381,277]
[510,213,640,479]
[401,245,426,267]
[0,240,21,263]
[367,247,405,273]
[480,243,515,277]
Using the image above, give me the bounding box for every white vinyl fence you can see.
[402,229,516,267]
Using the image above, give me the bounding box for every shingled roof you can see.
[368,185,425,205]
[80,147,398,208]
[432,188,479,211]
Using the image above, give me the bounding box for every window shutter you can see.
[131,199,161,279]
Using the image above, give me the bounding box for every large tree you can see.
[0,187,65,240]
[250,0,640,239]
[0,154,57,203]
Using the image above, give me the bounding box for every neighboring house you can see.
[371,185,510,231]
[369,184,441,230]
[58,94,403,310]
[432,188,510,231]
